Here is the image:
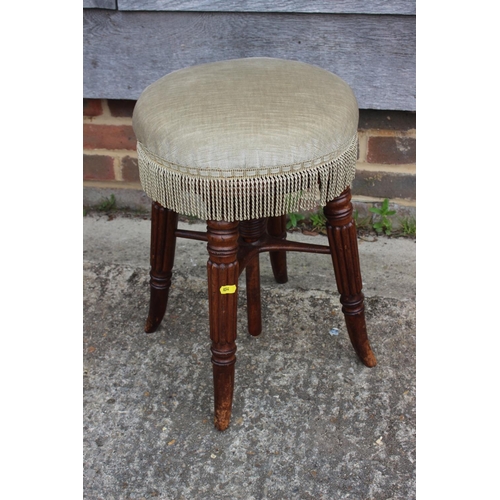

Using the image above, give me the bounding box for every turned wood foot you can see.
[145,203,178,333]
[207,220,239,430]
[239,219,267,336]
[267,215,288,283]
[324,188,377,367]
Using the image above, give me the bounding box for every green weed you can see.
[286,212,305,230]
[97,194,116,212]
[369,198,396,235]
[309,208,327,232]
[400,216,416,237]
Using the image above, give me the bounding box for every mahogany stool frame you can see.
[144,187,376,431]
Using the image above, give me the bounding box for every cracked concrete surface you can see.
[83,213,416,499]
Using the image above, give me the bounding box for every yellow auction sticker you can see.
[220,285,237,294]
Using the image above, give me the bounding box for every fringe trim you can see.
[137,135,358,221]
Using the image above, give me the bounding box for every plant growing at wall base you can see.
[286,212,305,230]
[369,198,396,235]
[284,190,307,230]
[97,194,116,212]
[309,208,327,232]
[399,216,416,237]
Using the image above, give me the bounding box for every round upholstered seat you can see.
[132,57,359,221]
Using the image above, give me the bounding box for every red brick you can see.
[84,124,137,150]
[108,99,137,117]
[121,156,140,182]
[367,136,416,164]
[83,155,115,181]
[83,99,103,117]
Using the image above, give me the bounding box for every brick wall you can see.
[83,99,139,184]
[354,110,416,205]
[83,99,415,213]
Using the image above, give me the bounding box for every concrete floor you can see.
[83,213,416,499]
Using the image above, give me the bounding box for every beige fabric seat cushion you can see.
[133,57,359,221]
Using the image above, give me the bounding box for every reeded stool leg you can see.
[145,202,178,333]
[267,215,288,284]
[207,220,240,431]
[239,218,267,337]
[324,188,377,367]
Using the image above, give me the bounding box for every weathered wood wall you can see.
[116,1,415,15]
[83,2,415,111]
[83,0,116,9]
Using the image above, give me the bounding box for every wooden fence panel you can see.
[115,0,415,15]
[83,10,415,110]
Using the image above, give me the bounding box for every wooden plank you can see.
[117,0,415,15]
[84,0,116,8]
[83,10,415,110]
